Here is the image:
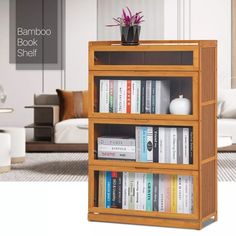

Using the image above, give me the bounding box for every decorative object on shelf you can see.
[169,95,191,115]
[107,7,144,46]
[0,85,7,107]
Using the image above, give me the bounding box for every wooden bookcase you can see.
[88,40,217,229]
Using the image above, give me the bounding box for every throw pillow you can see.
[217,100,224,118]
[56,89,88,121]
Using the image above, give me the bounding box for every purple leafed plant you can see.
[107,7,144,27]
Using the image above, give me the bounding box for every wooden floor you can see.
[26,142,88,152]
[218,144,236,152]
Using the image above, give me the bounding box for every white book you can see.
[164,128,171,163]
[189,176,193,213]
[121,80,127,113]
[145,80,152,114]
[170,128,177,163]
[158,174,165,212]
[99,80,109,112]
[122,172,129,209]
[146,127,153,162]
[155,81,161,114]
[98,145,135,153]
[177,175,184,213]
[183,176,190,214]
[136,81,141,113]
[135,173,141,210]
[135,127,141,162]
[183,128,189,164]
[158,127,165,163]
[113,80,118,113]
[131,80,137,114]
[140,173,146,210]
[117,80,123,113]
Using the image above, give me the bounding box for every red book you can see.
[127,80,131,113]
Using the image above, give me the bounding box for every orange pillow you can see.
[56,89,88,121]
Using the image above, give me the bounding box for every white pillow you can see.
[218,89,236,118]
[217,101,224,118]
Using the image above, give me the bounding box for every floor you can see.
[0,182,234,236]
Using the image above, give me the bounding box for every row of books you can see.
[99,79,170,114]
[97,126,193,164]
[98,171,193,214]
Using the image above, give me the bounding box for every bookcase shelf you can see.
[88,40,217,230]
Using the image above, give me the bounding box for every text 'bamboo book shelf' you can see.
[88,40,217,229]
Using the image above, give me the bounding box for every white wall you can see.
[97,0,164,40]
[190,0,231,89]
[0,0,97,128]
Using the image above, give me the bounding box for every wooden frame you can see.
[88,40,217,229]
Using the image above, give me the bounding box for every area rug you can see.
[0,153,88,182]
[0,152,235,182]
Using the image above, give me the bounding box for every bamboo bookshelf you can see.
[88,40,217,229]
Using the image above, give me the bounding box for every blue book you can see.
[105,171,112,208]
[146,173,153,211]
[141,127,147,162]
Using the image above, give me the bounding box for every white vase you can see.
[169,95,191,115]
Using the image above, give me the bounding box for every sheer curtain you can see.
[232,0,236,88]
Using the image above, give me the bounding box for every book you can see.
[189,128,193,164]
[177,175,184,213]
[146,127,153,162]
[177,128,183,164]
[158,174,165,212]
[153,127,159,163]
[122,172,129,209]
[135,172,141,210]
[98,171,105,207]
[171,175,177,212]
[135,127,141,162]
[140,80,146,113]
[160,80,170,114]
[111,172,118,208]
[145,80,152,114]
[128,172,135,209]
[127,80,132,113]
[111,172,122,208]
[121,80,127,113]
[158,127,165,163]
[151,80,156,114]
[109,80,114,112]
[140,127,147,162]
[105,171,112,208]
[117,80,123,113]
[183,128,189,164]
[170,128,177,163]
[153,174,159,211]
[99,80,109,112]
[146,173,153,211]
[164,128,171,163]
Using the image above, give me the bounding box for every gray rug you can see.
[0,152,235,182]
[0,153,88,182]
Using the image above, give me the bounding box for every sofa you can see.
[27,91,88,152]
[218,89,236,146]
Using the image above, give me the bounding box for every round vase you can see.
[169,95,191,115]
[120,25,141,46]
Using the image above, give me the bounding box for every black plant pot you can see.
[120,25,141,46]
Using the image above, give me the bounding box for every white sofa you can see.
[34,94,88,144]
[218,89,236,143]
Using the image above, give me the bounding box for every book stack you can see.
[97,136,135,161]
[97,126,193,164]
[98,171,193,214]
[99,79,170,114]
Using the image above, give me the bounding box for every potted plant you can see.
[107,7,144,46]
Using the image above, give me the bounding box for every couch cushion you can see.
[218,89,236,118]
[56,89,88,121]
[54,118,88,143]
[218,118,236,143]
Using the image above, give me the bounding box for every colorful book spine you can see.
[111,172,118,208]
[146,127,153,162]
[153,174,159,211]
[146,173,153,211]
[105,171,112,208]
[121,80,127,113]
[153,126,159,163]
[117,80,123,113]
[127,80,131,113]
[116,172,123,208]
[140,80,146,113]
[171,175,177,212]
[98,171,105,207]
[164,175,171,212]
[109,80,114,112]
[140,127,147,162]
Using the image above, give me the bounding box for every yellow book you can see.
[98,171,105,207]
[171,175,177,213]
